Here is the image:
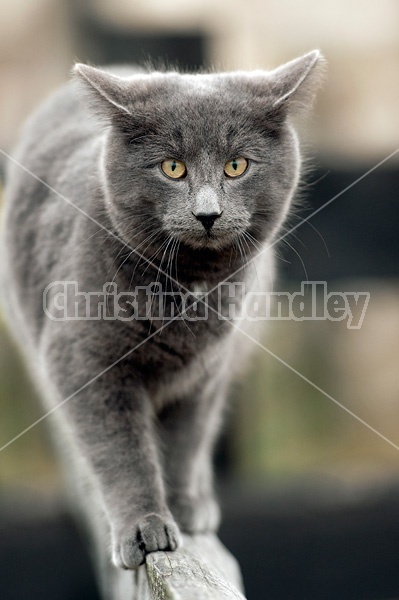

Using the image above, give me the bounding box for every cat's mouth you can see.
[164,210,252,251]
[178,228,240,251]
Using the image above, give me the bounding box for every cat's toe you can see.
[138,513,181,553]
[112,514,182,569]
[112,538,144,570]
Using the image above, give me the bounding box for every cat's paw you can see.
[111,513,182,569]
[170,495,221,534]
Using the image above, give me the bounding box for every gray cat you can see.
[1,51,323,574]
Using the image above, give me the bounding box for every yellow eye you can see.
[161,159,187,179]
[224,157,248,178]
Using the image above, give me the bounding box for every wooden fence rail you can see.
[107,534,246,600]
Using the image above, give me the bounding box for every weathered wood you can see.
[108,534,246,599]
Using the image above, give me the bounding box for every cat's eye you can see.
[224,157,248,178]
[161,159,187,179]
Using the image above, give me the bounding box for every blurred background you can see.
[0,1,398,599]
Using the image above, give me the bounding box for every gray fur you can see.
[1,51,323,572]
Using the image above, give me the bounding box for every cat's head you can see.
[74,52,324,255]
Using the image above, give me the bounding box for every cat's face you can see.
[76,53,323,255]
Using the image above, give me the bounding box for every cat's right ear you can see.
[73,64,134,127]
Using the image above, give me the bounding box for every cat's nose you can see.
[194,186,221,230]
[193,211,222,231]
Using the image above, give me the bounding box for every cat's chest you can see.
[116,283,239,403]
[128,300,232,378]
[149,330,235,410]
[112,249,272,386]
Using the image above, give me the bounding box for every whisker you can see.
[154,235,174,334]
[305,220,330,257]
[106,248,136,315]
[104,217,157,281]
[242,232,260,291]
[282,238,309,282]
[129,229,165,288]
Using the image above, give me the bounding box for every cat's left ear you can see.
[269,50,325,112]
[246,50,325,118]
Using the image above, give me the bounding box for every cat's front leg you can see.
[47,353,181,569]
[157,380,227,534]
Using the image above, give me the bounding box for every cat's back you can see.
[6,78,99,190]
[3,64,146,213]
[1,76,102,334]
[9,64,146,169]
[1,65,144,336]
